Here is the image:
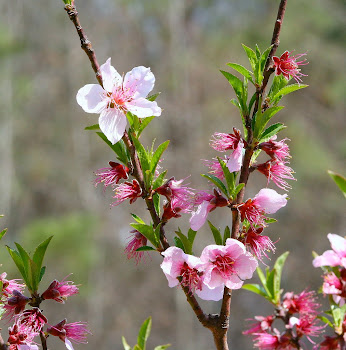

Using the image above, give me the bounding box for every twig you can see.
[40,332,48,350]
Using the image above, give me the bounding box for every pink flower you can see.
[124,230,148,264]
[77,58,161,144]
[47,319,91,349]
[322,272,345,305]
[292,316,325,341]
[94,161,129,188]
[8,321,39,350]
[155,178,194,213]
[239,189,287,227]
[255,160,295,191]
[226,140,244,173]
[313,234,346,269]
[241,227,276,261]
[0,273,25,299]
[210,128,242,152]
[189,190,228,231]
[4,290,30,319]
[112,179,142,206]
[259,137,291,161]
[18,308,47,333]
[41,277,79,303]
[243,315,274,335]
[204,157,226,180]
[200,239,258,290]
[160,247,224,301]
[252,330,291,350]
[282,290,320,318]
[273,51,308,83]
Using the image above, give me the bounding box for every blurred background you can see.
[0,0,345,349]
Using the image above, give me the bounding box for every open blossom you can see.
[259,137,291,161]
[94,161,129,188]
[200,239,258,290]
[252,329,291,350]
[41,277,79,303]
[190,190,228,231]
[273,50,308,83]
[289,316,325,342]
[112,179,142,206]
[243,315,274,335]
[313,233,346,268]
[47,319,91,350]
[210,128,242,152]
[160,247,224,301]
[241,227,276,261]
[204,157,226,180]
[8,321,39,350]
[322,272,345,305]
[239,188,287,227]
[124,230,148,264]
[255,160,295,191]
[283,290,320,318]
[155,178,194,213]
[0,273,25,299]
[77,58,161,144]
[19,308,47,333]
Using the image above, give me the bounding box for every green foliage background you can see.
[0,0,344,349]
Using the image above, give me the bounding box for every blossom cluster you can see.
[0,274,90,350]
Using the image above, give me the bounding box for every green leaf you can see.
[154,224,162,247]
[256,267,270,295]
[6,247,27,283]
[39,266,46,283]
[265,269,275,300]
[130,224,158,247]
[147,92,161,102]
[255,44,261,59]
[328,170,346,198]
[272,84,308,102]
[259,123,286,143]
[272,251,289,304]
[175,229,192,254]
[254,106,284,140]
[154,345,171,350]
[132,137,150,173]
[260,45,273,74]
[227,63,254,83]
[137,317,152,350]
[131,214,145,224]
[220,70,246,112]
[242,44,257,71]
[218,158,236,195]
[223,226,231,244]
[233,183,245,197]
[153,171,167,190]
[15,243,32,291]
[150,141,170,174]
[152,193,161,217]
[242,283,268,298]
[32,236,53,284]
[133,345,141,350]
[122,336,132,350]
[201,174,228,196]
[136,246,156,252]
[267,74,288,102]
[208,221,223,245]
[138,116,155,137]
[96,132,129,164]
[0,228,7,240]
[84,123,100,131]
[248,92,257,115]
[174,237,184,250]
[317,315,333,328]
[187,229,197,252]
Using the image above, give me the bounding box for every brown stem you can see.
[40,332,48,350]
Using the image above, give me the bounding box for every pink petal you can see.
[312,250,341,267]
[126,98,161,119]
[99,109,127,145]
[206,268,226,289]
[224,238,246,259]
[226,140,244,172]
[160,247,185,287]
[254,188,287,214]
[100,58,122,92]
[65,339,75,350]
[224,274,244,289]
[196,284,224,301]
[328,234,346,257]
[189,201,210,231]
[123,66,155,99]
[76,84,107,113]
[234,253,258,280]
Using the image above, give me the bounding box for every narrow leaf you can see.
[130,224,157,247]
[175,230,192,254]
[0,228,7,240]
[242,44,257,71]
[131,214,145,224]
[272,84,308,102]
[242,283,268,298]
[6,247,26,283]
[132,138,150,173]
[84,124,100,130]
[208,221,223,245]
[328,171,346,198]
[220,70,246,112]
[259,123,286,143]
[154,345,171,350]
[136,246,156,252]
[122,336,132,350]
[153,171,167,189]
[201,174,228,196]
[223,226,231,244]
[151,141,170,174]
[174,237,184,250]
[138,116,155,137]
[254,106,284,139]
[96,132,129,164]
[273,251,289,303]
[152,193,161,217]
[137,317,152,350]
[227,63,254,83]
[147,92,161,102]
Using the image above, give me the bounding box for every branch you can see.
[40,332,48,350]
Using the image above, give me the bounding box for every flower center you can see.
[180,262,203,292]
[213,255,235,278]
[281,61,298,71]
[107,87,132,110]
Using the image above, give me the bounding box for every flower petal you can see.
[123,66,155,99]
[224,274,244,289]
[234,253,258,280]
[190,201,210,231]
[226,140,244,172]
[65,339,75,350]
[126,98,161,119]
[312,250,341,267]
[328,234,346,258]
[76,84,107,113]
[99,109,127,145]
[254,188,287,214]
[100,58,122,92]
[196,283,224,301]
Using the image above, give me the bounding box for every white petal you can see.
[126,98,161,119]
[123,66,155,99]
[76,84,107,113]
[189,201,210,231]
[65,339,75,350]
[99,109,127,145]
[196,283,224,301]
[100,58,122,92]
